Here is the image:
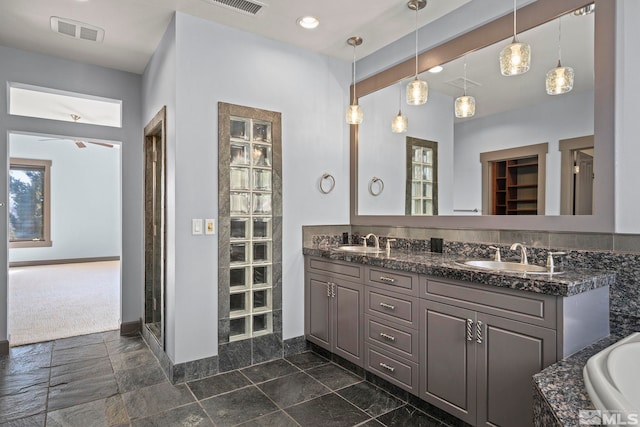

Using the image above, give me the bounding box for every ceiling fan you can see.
[39,114,115,148]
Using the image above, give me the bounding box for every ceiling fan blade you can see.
[87,141,114,148]
[75,141,87,148]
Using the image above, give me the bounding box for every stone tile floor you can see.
[0,331,460,426]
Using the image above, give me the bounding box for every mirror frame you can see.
[350,0,614,232]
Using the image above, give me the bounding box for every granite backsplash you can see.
[304,225,640,336]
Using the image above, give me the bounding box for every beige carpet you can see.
[8,261,120,346]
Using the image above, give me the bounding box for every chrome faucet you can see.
[510,242,528,264]
[488,246,501,262]
[362,233,380,251]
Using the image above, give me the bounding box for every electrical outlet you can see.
[205,219,215,235]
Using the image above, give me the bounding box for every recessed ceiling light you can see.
[297,16,319,30]
[428,66,444,74]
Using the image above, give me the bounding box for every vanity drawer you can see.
[306,257,363,282]
[366,267,418,296]
[365,314,418,362]
[420,277,556,328]
[365,287,418,329]
[365,343,419,395]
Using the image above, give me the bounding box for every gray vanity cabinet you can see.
[304,257,364,366]
[363,267,420,394]
[420,278,557,427]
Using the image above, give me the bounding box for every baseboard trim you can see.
[121,319,142,336]
[0,340,8,355]
[9,256,120,268]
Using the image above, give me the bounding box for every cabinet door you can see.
[420,300,476,425]
[305,274,332,350]
[333,279,364,366]
[476,313,556,427]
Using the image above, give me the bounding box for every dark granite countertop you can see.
[533,332,636,426]
[303,245,616,297]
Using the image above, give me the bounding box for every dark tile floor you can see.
[0,331,459,426]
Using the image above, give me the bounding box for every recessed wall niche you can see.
[218,102,282,371]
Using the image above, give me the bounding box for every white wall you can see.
[615,0,640,233]
[9,134,121,263]
[454,90,594,215]
[358,85,454,215]
[142,15,178,362]
[0,45,143,342]
[142,13,350,363]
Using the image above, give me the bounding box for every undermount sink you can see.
[335,245,384,255]
[583,332,640,424]
[459,260,561,274]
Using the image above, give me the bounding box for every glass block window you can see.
[228,116,273,341]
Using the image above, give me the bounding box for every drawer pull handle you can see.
[379,276,396,283]
[380,332,396,342]
[379,362,395,373]
[466,319,473,342]
[379,302,396,310]
[476,320,483,344]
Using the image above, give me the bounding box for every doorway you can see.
[143,107,167,347]
[560,135,594,215]
[7,132,122,345]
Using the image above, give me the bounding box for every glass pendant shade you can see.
[406,78,428,105]
[546,63,574,95]
[499,39,531,76]
[455,95,476,118]
[346,104,363,125]
[391,111,408,133]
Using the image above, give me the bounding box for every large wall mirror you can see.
[350,0,614,232]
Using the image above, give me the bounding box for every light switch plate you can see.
[192,219,203,235]
[205,219,215,235]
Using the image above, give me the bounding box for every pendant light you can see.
[406,0,428,105]
[455,61,476,118]
[346,36,363,125]
[546,17,574,95]
[499,0,531,76]
[391,84,408,133]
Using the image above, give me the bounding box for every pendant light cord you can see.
[557,17,563,65]
[463,61,468,96]
[352,44,357,105]
[414,5,419,78]
[513,0,517,40]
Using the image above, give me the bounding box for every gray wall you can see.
[0,45,143,342]
[142,13,350,364]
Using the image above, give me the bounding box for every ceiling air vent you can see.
[50,17,105,42]
[203,0,266,16]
